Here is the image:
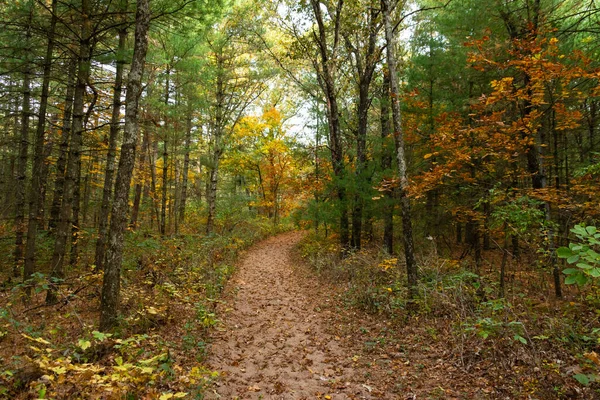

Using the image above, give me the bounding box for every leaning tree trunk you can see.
[383,0,417,297]
[95,27,127,270]
[23,0,58,286]
[100,0,151,331]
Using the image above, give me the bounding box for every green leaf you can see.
[572,225,588,237]
[574,373,590,386]
[78,339,92,351]
[586,226,597,235]
[567,254,580,264]
[92,331,112,342]
[514,334,527,344]
[557,247,573,258]
[563,268,578,275]
[576,273,589,286]
[577,262,593,270]
[565,275,579,285]
[590,268,600,278]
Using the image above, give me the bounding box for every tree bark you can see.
[206,55,225,236]
[310,0,349,250]
[100,0,151,331]
[179,112,192,224]
[383,0,417,297]
[23,0,58,286]
[381,69,394,254]
[15,4,33,278]
[160,138,168,235]
[130,125,148,229]
[47,0,92,304]
[95,27,128,270]
[48,62,76,232]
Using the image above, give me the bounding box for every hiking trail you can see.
[205,231,381,399]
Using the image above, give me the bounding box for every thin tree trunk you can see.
[23,0,58,286]
[15,4,33,278]
[130,126,148,229]
[48,62,76,232]
[69,145,82,266]
[39,136,55,228]
[499,223,509,298]
[381,69,394,254]
[95,27,127,270]
[179,112,192,223]
[160,139,168,235]
[206,56,225,236]
[149,134,160,230]
[383,0,417,297]
[47,0,92,304]
[100,0,151,331]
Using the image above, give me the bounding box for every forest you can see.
[0,0,599,398]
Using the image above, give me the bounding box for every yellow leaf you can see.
[325,396,332,399]
[174,393,188,398]
[50,366,67,375]
[424,153,433,159]
[139,366,154,374]
[159,394,173,400]
[146,306,159,315]
[78,339,92,351]
[22,334,51,345]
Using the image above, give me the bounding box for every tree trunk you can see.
[69,145,82,266]
[48,62,76,232]
[381,69,394,254]
[160,139,168,236]
[23,0,58,286]
[95,27,127,270]
[100,0,151,331]
[179,112,192,223]
[206,55,225,236]
[383,0,417,297]
[130,126,148,229]
[310,0,349,250]
[15,5,33,278]
[47,0,92,304]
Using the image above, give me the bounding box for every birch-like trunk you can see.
[100,0,151,330]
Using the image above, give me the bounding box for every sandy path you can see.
[205,232,377,399]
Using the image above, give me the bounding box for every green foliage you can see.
[558,224,600,286]
[490,195,545,233]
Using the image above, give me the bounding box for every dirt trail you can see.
[206,232,378,399]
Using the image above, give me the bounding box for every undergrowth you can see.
[299,232,600,398]
[0,216,286,399]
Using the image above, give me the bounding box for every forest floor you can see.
[204,231,476,399]
[205,231,381,399]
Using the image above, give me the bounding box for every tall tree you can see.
[382,0,417,296]
[100,0,151,331]
[23,0,58,285]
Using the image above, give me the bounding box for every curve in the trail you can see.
[205,231,379,399]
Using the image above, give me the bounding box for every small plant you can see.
[558,224,600,286]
